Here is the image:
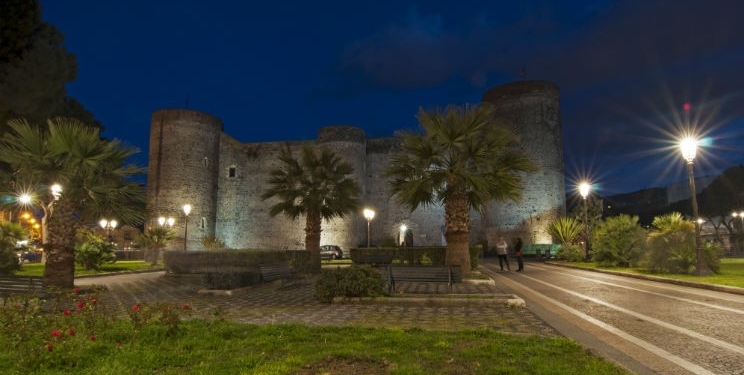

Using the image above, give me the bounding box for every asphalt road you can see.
[482,261,744,375]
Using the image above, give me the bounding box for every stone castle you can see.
[146,80,566,251]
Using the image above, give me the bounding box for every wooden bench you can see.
[382,265,462,293]
[0,276,46,299]
[259,262,295,283]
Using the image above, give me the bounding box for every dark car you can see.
[320,245,344,260]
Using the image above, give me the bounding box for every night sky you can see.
[38,0,744,196]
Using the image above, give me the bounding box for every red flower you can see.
[68,329,76,336]
[182,304,190,310]
[77,300,85,309]
[132,304,140,311]
[72,287,80,293]
[88,335,96,341]
[51,329,62,337]
[46,343,53,352]
[63,309,71,315]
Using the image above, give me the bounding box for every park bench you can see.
[0,276,46,299]
[382,265,462,293]
[259,262,296,283]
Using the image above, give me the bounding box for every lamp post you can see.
[680,136,711,275]
[99,219,118,245]
[363,208,375,248]
[578,182,591,261]
[182,204,191,251]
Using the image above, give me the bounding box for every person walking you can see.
[514,237,524,272]
[495,236,511,271]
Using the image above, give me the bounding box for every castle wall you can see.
[146,109,222,250]
[481,81,566,245]
[147,80,567,252]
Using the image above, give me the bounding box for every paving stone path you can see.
[75,266,560,337]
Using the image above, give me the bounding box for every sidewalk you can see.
[74,262,560,337]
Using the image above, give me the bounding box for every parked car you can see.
[320,245,344,260]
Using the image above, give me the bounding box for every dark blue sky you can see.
[39,0,744,196]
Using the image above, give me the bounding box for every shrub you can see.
[0,221,28,275]
[74,231,116,271]
[555,244,584,262]
[314,265,385,303]
[645,212,696,274]
[592,215,646,267]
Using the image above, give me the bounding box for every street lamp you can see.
[680,136,711,275]
[99,219,118,245]
[363,208,375,248]
[578,182,591,261]
[182,204,192,251]
[158,216,175,227]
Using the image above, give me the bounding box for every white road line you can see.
[529,264,744,315]
[518,272,744,356]
[511,278,718,375]
[532,263,744,304]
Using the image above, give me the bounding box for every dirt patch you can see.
[292,355,390,375]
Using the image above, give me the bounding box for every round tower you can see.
[480,80,566,245]
[316,126,367,250]
[147,109,223,250]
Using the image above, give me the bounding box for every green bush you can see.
[645,212,696,274]
[592,215,646,267]
[314,265,385,303]
[0,221,28,275]
[74,231,116,271]
[555,244,584,262]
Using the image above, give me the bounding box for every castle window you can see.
[200,217,207,229]
[228,166,236,178]
[203,157,209,168]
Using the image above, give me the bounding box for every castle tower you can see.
[147,109,223,250]
[316,126,367,250]
[481,80,566,244]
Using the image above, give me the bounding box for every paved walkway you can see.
[74,260,560,337]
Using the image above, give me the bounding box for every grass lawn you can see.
[14,260,161,278]
[570,258,744,289]
[0,320,629,375]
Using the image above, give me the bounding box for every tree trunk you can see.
[444,185,471,276]
[305,210,322,273]
[43,198,79,289]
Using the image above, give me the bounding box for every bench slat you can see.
[259,263,295,282]
[0,276,46,298]
[383,266,461,293]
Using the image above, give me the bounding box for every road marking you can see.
[490,269,719,375]
[529,264,744,315]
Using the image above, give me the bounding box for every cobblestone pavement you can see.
[75,262,560,337]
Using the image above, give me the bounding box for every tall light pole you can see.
[182,204,192,251]
[680,136,711,275]
[579,182,591,261]
[99,219,118,245]
[363,208,375,248]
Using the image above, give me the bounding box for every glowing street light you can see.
[578,182,591,261]
[679,136,711,275]
[99,219,118,245]
[158,216,175,227]
[363,208,375,248]
[182,204,192,251]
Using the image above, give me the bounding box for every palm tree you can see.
[548,216,585,246]
[261,145,360,272]
[136,227,176,266]
[0,117,145,288]
[385,104,536,275]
